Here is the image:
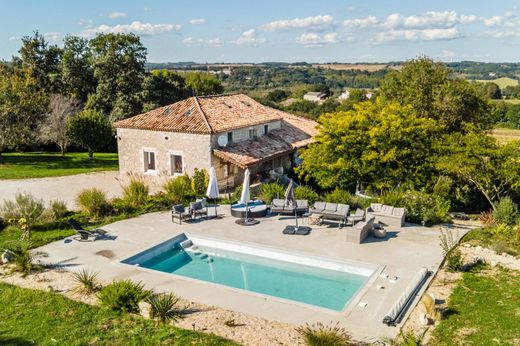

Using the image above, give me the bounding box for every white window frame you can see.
[168,150,185,176]
[142,147,158,175]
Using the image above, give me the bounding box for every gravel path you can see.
[0,171,122,210]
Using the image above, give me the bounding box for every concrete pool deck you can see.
[33,208,473,343]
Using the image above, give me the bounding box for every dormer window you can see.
[264,124,269,134]
[183,108,193,117]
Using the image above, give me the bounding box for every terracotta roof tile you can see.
[114,94,286,134]
[213,120,317,169]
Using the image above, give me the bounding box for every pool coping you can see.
[119,232,383,315]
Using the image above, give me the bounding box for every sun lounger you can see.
[171,204,192,224]
[68,219,107,242]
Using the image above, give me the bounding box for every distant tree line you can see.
[0,32,223,159]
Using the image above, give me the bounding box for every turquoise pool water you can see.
[137,246,369,311]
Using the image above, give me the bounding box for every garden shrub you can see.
[493,197,519,226]
[296,322,353,346]
[49,200,68,220]
[0,192,46,238]
[122,175,149,208]
[380,189,451,226]
[349,195,374,210]
[191,168,209,196]
[4,240,34,277]
[259,182,285,203]
[232,184,244,202]
[295,185,320,204]
[323,188,351,204]
[98,280,151,313]
[432,175,453,199]
[72,268,100,294]
[147,292,184,323]
[75,188,108,218]
[163,174,195,204]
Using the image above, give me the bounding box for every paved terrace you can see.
[33,208,472,343]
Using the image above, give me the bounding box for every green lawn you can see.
[431,267,520,346]
[0,282,236,346]
[0,152,118,179]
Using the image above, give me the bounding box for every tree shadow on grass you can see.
[0,336,36,346]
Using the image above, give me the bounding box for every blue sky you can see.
[2,0,520,62]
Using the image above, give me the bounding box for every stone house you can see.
[303,91,327,102]
[113,94,318,192]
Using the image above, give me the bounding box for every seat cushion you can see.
[336,204,350,214]
[324,203,338,212]
[381,205,394,215]
[392,208,406,216]
[296,199,308,208]
[370,203,382,212]
[272,199,285,207]
[313,201,326,210]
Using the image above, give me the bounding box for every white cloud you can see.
[189,18,206,25]
[296,32,338,47]
[80,21,180,37]
[261,15,334,31]
[44,32,61,41]
[372,27,460,44]
[231,29,266,46]
[143,7,151,12]
[343,16,379,29]
[79,18,94,28]
[484,16,503,27]
[108,12,127,19]
[183,36,224,47]
[8,36,20,41]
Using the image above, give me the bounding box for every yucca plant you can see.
[72,268,100,294]
[147,292,184,323]
[296,322,353,346]
[98,280,151,313]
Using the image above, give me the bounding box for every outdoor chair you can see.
[68,218,107,242]
[171,204,191,224]
[347,208,365,226]
[190,200,208,220]
[310,201,326,214]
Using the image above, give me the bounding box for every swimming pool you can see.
[122,235,375,311]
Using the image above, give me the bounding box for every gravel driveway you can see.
[0,171,122,210]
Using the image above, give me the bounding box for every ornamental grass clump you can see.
[296,322,353,346]
[121,174,149,208]
[147,292,184,324]
[76,188,109,218]
[98,280,150,313]
[0,192,45,239]
[163,174,195,204]
[72,268,100,294]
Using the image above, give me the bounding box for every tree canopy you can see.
[66,109,112,158]
[298,100,439,191]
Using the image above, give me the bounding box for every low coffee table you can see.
[307,213,323,225]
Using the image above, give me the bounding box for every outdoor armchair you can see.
[171,204,191,224]
[190,200,208,220]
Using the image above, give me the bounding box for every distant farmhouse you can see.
[303,91,327,102]
[114,94,318,192]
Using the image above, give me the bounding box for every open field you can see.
[475,77,518,89]
[0,282,235,346]
[490,128,520,144]
[0,152,118,179]
[312,63,399,72]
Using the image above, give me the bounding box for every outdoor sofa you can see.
[366,203,406,227]
[346,216,375,243]
[309,202,350,227]
[270,199,309,215]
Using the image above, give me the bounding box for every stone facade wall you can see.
[116,128,211,188]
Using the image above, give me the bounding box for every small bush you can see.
[5,241,34,277]
[232,184,244,202]
[432,175,453,199]
[0,192,46,238]
[349,195,374,210]
[489,223,515,236]
[163,174,195,204]
[323,188,351,204]
[122,175,149,208]
[191,168,209,196]
[76,188,108,217]
[295,185,320,204]
[479,210,496,226]
[49,200,68,220]
[259,182,285,203]
[98,280,150,313]
[147,292,184,323]
[390,330,424,346]
[446,249,463,272]
[493,197,519,226]
[296,322,352,346]
[72,268,100,294]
